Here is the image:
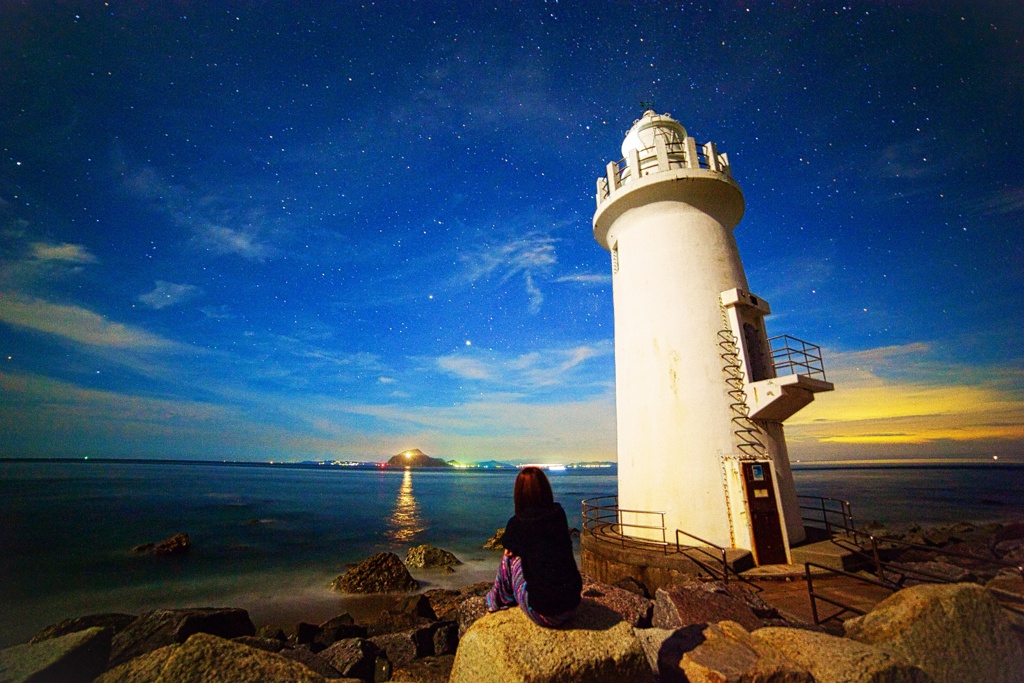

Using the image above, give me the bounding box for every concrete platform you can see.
[789,538,864,572]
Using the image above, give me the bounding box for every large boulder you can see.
[30,613,137,643]
[132,532,191,556]
[320,637,382,681]
[752,626,930,683]
[405,545,461,569]
[95,632,362,682]
[109,607,256,667]
[0,626,112,683]
[331,552,420,593]
[449,598,653,683]
[679,620,813,683]
[456,596,489,638]
[634,626,701,683]
[844,582,1024,683]
[653,584,762,632]
[424,582,491,622]
[581,577,654,627]
[391,654,455,683]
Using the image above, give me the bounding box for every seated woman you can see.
[485,466,582,627]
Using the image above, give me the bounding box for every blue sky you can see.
[1,1,1022,462]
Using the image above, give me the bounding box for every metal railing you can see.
[582,495,668,552]
[675,528,732,584]
[596,136,732,204]
[804,561,892,626]
[769,335,827,381]
[798,495,856,537]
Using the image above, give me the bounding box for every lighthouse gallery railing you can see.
[596,136,733,205]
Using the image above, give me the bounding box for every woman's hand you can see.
[504,549,513,557]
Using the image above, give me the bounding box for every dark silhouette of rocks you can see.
[0,626,112,683]
[108,607,255,668]
[331,552,420,593]
[30,613,136,643]
[132,531,191,556]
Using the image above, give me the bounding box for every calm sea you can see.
[1,460,1022,647]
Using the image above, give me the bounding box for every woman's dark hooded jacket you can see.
[500,502,582,615]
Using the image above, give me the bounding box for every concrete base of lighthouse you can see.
[580,530,754,596]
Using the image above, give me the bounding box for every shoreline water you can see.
[3,459,1024,649]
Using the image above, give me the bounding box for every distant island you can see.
[385,449,451,468]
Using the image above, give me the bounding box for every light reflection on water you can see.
[385,468,425,544]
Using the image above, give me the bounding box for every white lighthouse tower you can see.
[593,111,833,565]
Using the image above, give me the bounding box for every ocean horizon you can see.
[2,458,1022,648]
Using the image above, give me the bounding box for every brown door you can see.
[741,461,788,565]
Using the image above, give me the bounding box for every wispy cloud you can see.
[435,343,611,391]
[29,242,97,264]
[198,224,276,261]
[121,161,281,262]
[0,294,173,348]
[975,186,1024,217]
[462,233,558,313]
[137,281,201,309]
[555,273,610,286]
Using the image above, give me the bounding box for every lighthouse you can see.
[593,111,833,565]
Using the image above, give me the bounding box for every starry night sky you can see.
[1,1,1022,462]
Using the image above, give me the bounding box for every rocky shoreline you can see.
[2,523,1023,682]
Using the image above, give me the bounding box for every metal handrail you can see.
[798,495,855,537]
[804,561,893,625]
[769,334,827,381]
[582,496,668,552]
[675,529,730,584]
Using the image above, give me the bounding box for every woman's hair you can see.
[514,466,554,514]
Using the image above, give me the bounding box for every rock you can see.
[394,594,438,621]
[132,532,191,556]
[369,629,422,670]
[456,596,488,638]
[448,598,654,683]
[995,538,1024,563]
[431,620,459,656]
[986,569,1024,604]
[424,582,490,622]
[753,626,930,682]
[679,620,813,683]
[318,613,369,645]
[331,552,420,593]
[257,625,288,641]
[885,561,976,586]
[405,544,462,569]
[0,626,112,683]
[613,576,652,599]
[634,626,703,683]
[581,577,654,627]
[366,611,434,637]
[994,521,1024,543]
[844,582,1024,683]
[109,607,256,667]
[320,637,382,681]
[392,654,455,683]
[232,635,284,653]
[30,613,136,643]
[653,583,762,632]
[296,622,323,647]
[278,646,342,678]
[482,528,505,550]
[96,632,349,682]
